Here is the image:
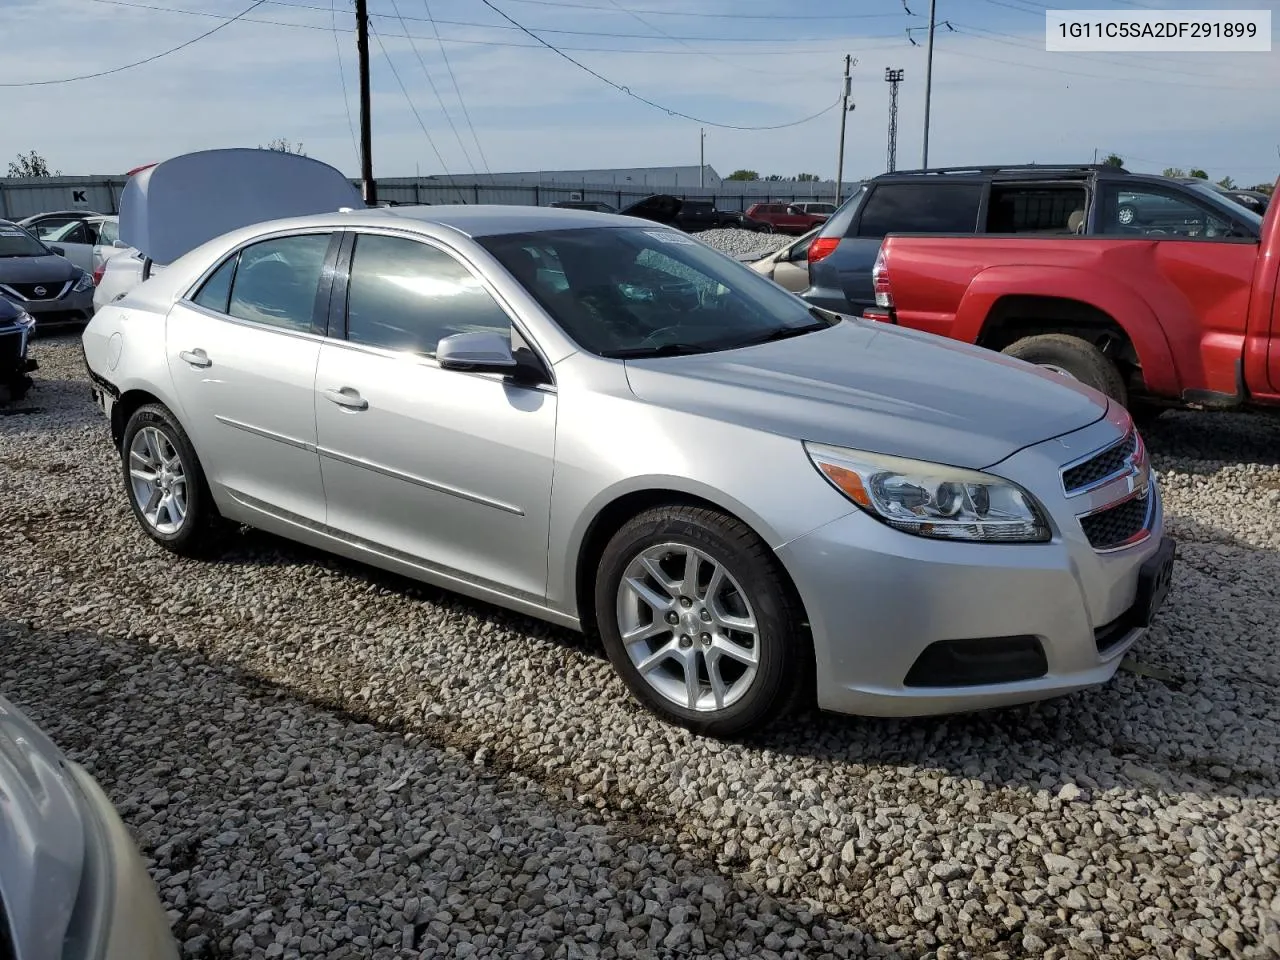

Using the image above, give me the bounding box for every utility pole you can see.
[835,54,855,205]
[921,0,937,169]
[700,128,705,188]
[885,68,904,173]
[355,0,377,205]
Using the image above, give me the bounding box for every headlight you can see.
[804,442,1051,543]
[73,270,94,292]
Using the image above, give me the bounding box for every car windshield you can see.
[477,226,837,358]
[0,223,51,258]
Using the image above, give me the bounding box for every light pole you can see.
[355,0,376,204]
[700,128,705,188]
[885,68,904,173]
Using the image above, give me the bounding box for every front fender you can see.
[951,264,1181,398]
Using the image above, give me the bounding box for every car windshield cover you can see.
[0,225,49,258]
[478,226,836,358]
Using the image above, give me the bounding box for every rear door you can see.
[165,230,337,525]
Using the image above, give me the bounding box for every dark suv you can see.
[802,163,1255,315]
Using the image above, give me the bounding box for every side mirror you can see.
[49,245,66,256]
[436,331,518,373]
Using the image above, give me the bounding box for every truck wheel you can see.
[1002,333,1128,407]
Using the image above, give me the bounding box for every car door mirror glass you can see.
[436,331,518,372]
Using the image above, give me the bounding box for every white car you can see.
[37,215,125,276]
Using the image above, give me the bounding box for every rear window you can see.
[854,182,983,238]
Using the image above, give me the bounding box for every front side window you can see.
[44,220,91,245]
[29,218,77,239]
[478,225,834,358]
[1099,184,1242,239]
[226,233,331,331]
[345,233,512,356]
[855,182,983,238]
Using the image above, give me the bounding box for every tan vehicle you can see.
[749,227,819,292]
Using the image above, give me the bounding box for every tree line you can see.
[6,140,306,178]
[1100,153,1271,194]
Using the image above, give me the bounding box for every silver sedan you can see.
[81,205,1176,737]
[0,693,179,960]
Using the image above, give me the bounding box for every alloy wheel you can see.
[127,426,188,535]
[615,543,760,712]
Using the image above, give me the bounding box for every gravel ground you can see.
[695,227,793,259]
[2,335,1280,960]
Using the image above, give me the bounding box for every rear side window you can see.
[987,184,1088,234]
[227,233,331,332]
[855,183,983,237]
[192,255,238,314]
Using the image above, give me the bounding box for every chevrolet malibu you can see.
[81,205,1176,737]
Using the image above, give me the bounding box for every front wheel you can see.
[120,403,223,557]
[594,505,809,738]
[1001,333,1128,408]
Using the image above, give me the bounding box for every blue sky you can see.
[5,0,1279,186]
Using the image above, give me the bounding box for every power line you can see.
[264,0,886,43]
[330,0,361,168]
[494,0,914,20]
[475,0,844,130]
[367,18,468,200]
[78,0,899,59]
[420,0,494,180]
[387,0,479,176]
[593,0,802,79]
[0,0,268,86]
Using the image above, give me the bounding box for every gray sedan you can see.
[0,220,96,328]
[0,693,179,959]
[81,205,1175,737]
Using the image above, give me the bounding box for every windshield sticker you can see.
[645,230,695,245]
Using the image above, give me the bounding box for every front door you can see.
[314,230,557,601]
[165,230,336,525]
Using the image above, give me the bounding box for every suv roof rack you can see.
[880,163,1129,177]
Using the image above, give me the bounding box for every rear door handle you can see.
[323,387,368,411]
[179,348,211,368]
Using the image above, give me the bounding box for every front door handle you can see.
[323,386,368,411]
[179,348,211,368]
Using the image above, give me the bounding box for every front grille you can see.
[1080,491,1151,550]
[1,280,68,301]
[1063,431,1137,493]
[29,309,89,326]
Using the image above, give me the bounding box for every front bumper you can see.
[67,763,181,960]
[778,408,1174,718]
[18,284,94,327]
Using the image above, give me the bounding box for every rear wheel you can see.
[594,505,808,738]
[1001,333,1128,408]
[120,403,223,557]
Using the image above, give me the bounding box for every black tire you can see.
[120,403,223,557]
[594,504,809,739]
[1001,333,1128,407]
[757,223,774,234]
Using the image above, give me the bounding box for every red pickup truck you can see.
[868,172,1280,418]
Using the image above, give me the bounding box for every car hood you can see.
[0,695,88,960]
[621,319,1109,470]
[0,254,78,282]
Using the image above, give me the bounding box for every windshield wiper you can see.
[720,319,832,350]
[603,343,711,359]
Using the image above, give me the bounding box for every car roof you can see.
[248,204,664,239]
